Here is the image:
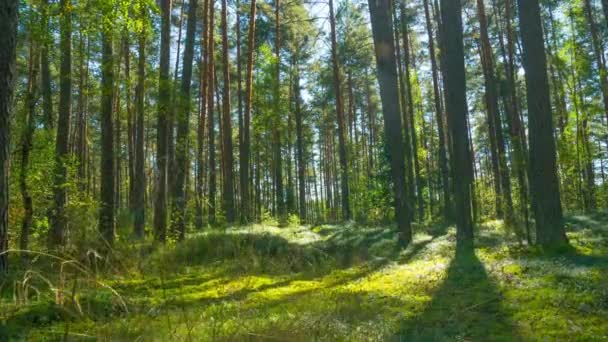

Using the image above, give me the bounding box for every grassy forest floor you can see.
[2,212,608,341]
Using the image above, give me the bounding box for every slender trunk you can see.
[207,0,217,225]
[294,61,306,222]
[172,0,198,239]
[154,0,172,242]
[20,38,39,253]
[394,9,415,223]
[329,0,351,220]
[133,1,147,238]
[220,0,235,223]
[100,17,116,246]
[50,0,72,246]
[240,0,256,223]
[368,0,412,246]
[423,0,451,223]
[476,0,514,224]
[400,6,423,222]
[124,33,135,215]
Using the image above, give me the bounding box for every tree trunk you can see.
[517,0,568,248]
[368,0,412,247]
[50,0,72,247]
[220,0,235,223]
[329,0,351,220]
[0,0,17,273]
[476,0,514,224]
[133,0,147,239]
[196,0,209,229]
[172,0,198,239]
[423,0,451,224]
[240,0,256,223]
[100,24,116,246]
[20,37,39,253]
[440,0,474,249]
[400,6,423,222]
[207,0,217,225]
[154,0,172,242]
[294,61,306,222]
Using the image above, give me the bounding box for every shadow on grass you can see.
[393,248,520,341]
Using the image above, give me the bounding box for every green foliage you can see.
[3,214,607,340]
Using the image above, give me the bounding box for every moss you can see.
[4,216,608,340]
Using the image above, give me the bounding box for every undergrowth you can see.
[1,213,607,341]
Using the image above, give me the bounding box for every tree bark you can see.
[133,0,147,239]
[50,0,72,246]
[207,0,217,225]
[20,37,39,253]
[221,0,235,223]
[0,0,17,273]
[329,0,351,220]
[440,0,474,249]
[368,0,412,247]
[154,0,172,242]
[172,0,198,239]
[517,0,568,248]
[240,0,256,223]
[100,24,116,246]
[476,0,514,224]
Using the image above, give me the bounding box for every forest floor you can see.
[2,212,608,341]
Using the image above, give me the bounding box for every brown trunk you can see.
[154,0,172,242]
[50,0,72,246]
[20,37,39,253]
[240,0,257,223]
[329,0,351,220]
[99,16,116,245]
[517,0,568,248]
[368,0,412,246]
[440,0,474,249]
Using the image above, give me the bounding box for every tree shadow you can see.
[393,248,521,341]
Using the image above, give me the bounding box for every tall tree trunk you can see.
[20,36,39,253]
[400,6,423,222]
[124,33,135,215]
[329,0,351,220]
[423,0,451,223]
[274,0,285,220]
[172,0,198,239]
[50,0,72,247]
[517,0,568,248]
[154,0,172,242]
[368,0,412,247]
[0,0,17,273]
[294,60,306,222]
[440,0,474,249]
[476,0,514,224]
[501,0,530,243]
[100,22,116,246]
[240,0,256,223]
[207,0,217,225]
[221,0,235,223]
[196,0,210,228]
[133,0,147,239]
[393,9,415,223]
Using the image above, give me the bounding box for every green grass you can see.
[2,213,608,341]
